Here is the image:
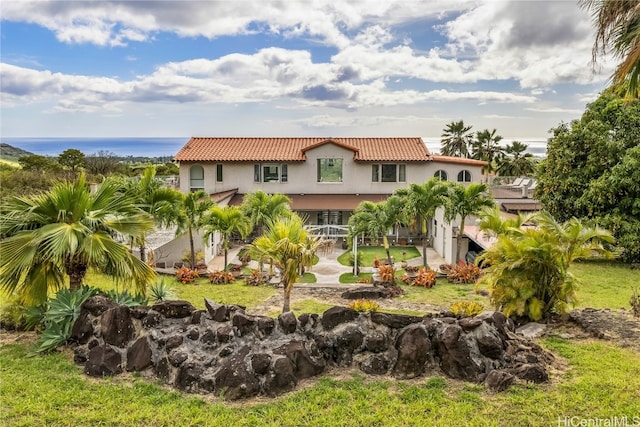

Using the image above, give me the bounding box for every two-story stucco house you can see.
[169,137,486,265]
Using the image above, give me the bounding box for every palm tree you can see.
[175,190,213,268]
[440,120,473,157]
[123,166,182,263]
[581,0,640,97]
[348,197,405,265]
[202,205,252,270]
[241,191,291,236]
[496,141,536,177]
[444,182,495,263]
[249,214,320,313]
[478,211,614,320]
[478,205,536,238]
[471,129,505,181]
[394,178,449,267]
[0,174,156,304]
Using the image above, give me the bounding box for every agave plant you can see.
[148,279,176,303]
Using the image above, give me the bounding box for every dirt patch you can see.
[546,308,640,352]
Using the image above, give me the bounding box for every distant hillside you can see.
[0,143,34,162]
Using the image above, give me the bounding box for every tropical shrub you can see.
[246,270,269,286]
[348,299,380,313]
[442,261,482,284]
[209,270,236,285]
[175,267,199,284]
[103,289,147,307]
[148,279,176,302]
[0,295,30,330]
[378,264,395,283]
[35,286,98,353]
[409,267,436,288]
[450,301,484,317]
[478,212,614,321]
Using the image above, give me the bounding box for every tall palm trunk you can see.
[455,219,466,263]
[223,237,229,271]
[64,255,88,291]
[383,236,392,265]
[282,281,291,313]
[188,226,196,268]
[421,218,429,268]
[139,244,146,263]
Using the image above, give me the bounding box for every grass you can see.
[336,246,421,267]
[570,260,640,310]
[84,271,275,310]
[1,338,639,426]
[267,299,335,317]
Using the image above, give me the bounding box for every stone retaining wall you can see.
[71,296,553,400]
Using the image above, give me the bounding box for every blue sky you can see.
[0,1,613,144]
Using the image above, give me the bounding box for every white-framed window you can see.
[216,164,223,182]
[254,163,288,183]
[372,163,406,182]
[189,164,204,191]
[434,170,448,181]
[457,170,472,182]
[317,158,343,182]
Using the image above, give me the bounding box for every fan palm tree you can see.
[175,190,213,268]
[444,182,495,263]
[241,191,291,236]
[581,0,640,97]
[123,166,182,262]
[202,205,252,270]
[496,141,536,177]
[394,178,449,267]
[0,174,156,304]
[249,214,320,313]
[440,120,473,157]
[471,129,505,181]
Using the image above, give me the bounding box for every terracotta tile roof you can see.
[430,155,488,166]
[173,137,431,162]
[228,193,392,211]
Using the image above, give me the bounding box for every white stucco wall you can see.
[179,144,483,195]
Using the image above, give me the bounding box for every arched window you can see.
[434,170,448,181]
[457,170,471,182]
[189,164,205,191]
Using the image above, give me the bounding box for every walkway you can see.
[206,245,447,287]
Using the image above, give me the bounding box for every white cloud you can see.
[525,107,584,114]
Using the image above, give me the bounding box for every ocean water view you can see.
[1,136,548,158]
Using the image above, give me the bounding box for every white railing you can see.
[305,224,350,237]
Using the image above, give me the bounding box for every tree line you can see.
[439,121,537,178]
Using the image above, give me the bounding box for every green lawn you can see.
[337,246,421,267]
[570,260,639,310]
[1,338,638,426]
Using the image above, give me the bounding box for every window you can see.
[216,164,223,182]
[189,164,204,191]
[457,170,472,182]
[263,165,280,182]
[434,170,448,181]
[372,163,406,182]
[382,164,396,182]
[255,163,288,183]
[317,158,343,182]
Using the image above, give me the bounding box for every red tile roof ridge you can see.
[430,155,488,166]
